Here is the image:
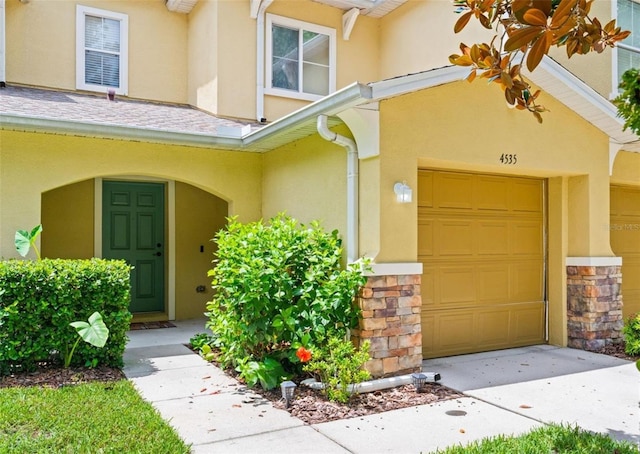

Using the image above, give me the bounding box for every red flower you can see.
[296,346,312,363]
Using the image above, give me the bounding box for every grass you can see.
[0,379,190,453]
[435,424,639,453]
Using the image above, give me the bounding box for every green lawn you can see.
[435,424,638,454]
[0,380,190,453]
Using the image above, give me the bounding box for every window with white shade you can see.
[614,0,640,92]
[76,5,128,94]
[266,15,336,101]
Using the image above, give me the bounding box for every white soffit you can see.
[166,0,198,14]
[311,0,407,18]
[525,56,640,151]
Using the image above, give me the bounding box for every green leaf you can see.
[71,311,109,348]
[14,230,32,257]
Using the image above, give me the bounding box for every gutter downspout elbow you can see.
[317,115,358,264]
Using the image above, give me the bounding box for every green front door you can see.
[103,181,165,313]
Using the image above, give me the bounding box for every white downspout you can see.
[317,115,358,263]
[255,0,272,123]
[0,0,6,87]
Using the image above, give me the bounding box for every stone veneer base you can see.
[352,273,422,378]
[566,264,623,351]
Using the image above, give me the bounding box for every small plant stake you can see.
[64,312,110,368]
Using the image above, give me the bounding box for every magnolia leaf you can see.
[478,13,491,29]
[504,26,544,52]
[70,311,109,348]
[603,18,616,34]
[526,32,551,72]
[467,69,477,82]
[534,111,543,123]
[522,9,548,27]
[454,11,473,33]
[501,72,514,89]
[551,0,577,27]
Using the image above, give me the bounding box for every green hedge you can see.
[0,259,132,374]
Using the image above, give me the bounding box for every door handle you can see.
[154,252,162,257]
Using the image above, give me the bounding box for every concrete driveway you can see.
[422,345,639,444]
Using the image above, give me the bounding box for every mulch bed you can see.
[1,341,636,425]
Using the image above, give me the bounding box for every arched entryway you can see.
[41,178,228,321]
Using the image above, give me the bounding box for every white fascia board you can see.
[369,65,470,100]
[1,113,244,150]
[243,82,372,145]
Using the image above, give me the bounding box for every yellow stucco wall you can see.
[174,182,228,320]
[547,0,614,99]
[6,0,188,103]
[41,179,95,259]
[262,131,347,241]
[379,0,494,80]
[187,0,218,113]
[372,80,612,261]
[611,150,640,185]
[364,80,614,347]
[0,130,262,259]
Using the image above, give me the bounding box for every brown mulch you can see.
[258,382,463,425]
[0,364,125,389]
[0,341,636,425]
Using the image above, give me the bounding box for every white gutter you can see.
[0,0,6,86]
[255,0,273,123]
[317,114,358,263]
[0,113,244,149]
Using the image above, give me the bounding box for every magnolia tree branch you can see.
[449,0,630,122]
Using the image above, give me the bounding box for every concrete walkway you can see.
[123,319,639,453]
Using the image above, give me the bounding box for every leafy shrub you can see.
[623,312,640,356]
[0,259,131,374]
[614,68,640,136]
[189,332,218,362]
[206,214,369,389]
[303,336,370,403]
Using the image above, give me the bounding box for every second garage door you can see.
[610,185,640,318]
[418,170,546,358]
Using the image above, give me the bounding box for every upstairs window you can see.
[266,15,336,101]
[615,0,640,91]
[76,5,128,95]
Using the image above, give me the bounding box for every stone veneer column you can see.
[566,257,623,351]
[351,263,423,378]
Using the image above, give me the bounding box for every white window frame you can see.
[76,5,128,95]
[265,14,336,102]
[612,0,640,98]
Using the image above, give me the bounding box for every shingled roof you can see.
[0,85,260,137]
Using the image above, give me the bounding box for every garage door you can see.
[418,170,546,358]
[610,185,640,318]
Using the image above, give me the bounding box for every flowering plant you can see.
[296,346,312,363]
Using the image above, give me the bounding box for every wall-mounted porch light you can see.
[393,182,412,203]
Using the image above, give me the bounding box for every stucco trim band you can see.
[566,257,622,267]
[366,262,423,276]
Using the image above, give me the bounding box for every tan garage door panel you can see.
[610,185,640,317]
[419,170,545,358]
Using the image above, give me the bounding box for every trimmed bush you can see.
[206,214,369,388]
[0,259,131,374]
[623,312,640,356]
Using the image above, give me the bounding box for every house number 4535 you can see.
[499,154,517,164]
